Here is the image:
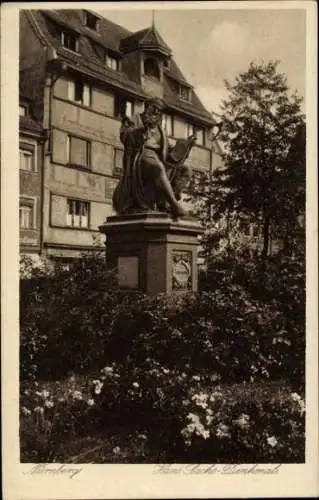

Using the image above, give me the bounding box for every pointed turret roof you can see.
[120,25,172,56]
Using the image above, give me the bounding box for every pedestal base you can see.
[99,212,204,295]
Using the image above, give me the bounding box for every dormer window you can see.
[144,57,161,80]
[163,59,171,70]
[180,85,190,102]
[83,11,100,32]
[61,30,78,52]
[106,54,120,71]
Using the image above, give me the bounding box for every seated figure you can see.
[112,97,196,217]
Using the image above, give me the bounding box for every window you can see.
[144,58,160,80]
[114,148,123,176]
[162,114,174,137]
[180,85,190,101]
[19,149,33,171]
[114,95,134,118]
[106,54,119,71]
[66,199,89,228]
[68,78,91,106]
[186,123,195,138]
[61,30,78,52]
[195,127,205,146]
[125,100,133,118]
[185,124,205,145]
[19,105,26,116]
[19,198,35,229]
[83,11,100,31]
[66,135,91,168]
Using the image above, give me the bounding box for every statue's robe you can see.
[112,114,169,214]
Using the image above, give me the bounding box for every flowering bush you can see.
[177,384,305,462]
[20,375,99,462]
[20,370,305,463]
[20,252,305,462]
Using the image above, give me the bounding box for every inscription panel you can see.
[172,251,192,290]
[118,256,139,289]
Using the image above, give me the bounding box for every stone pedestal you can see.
[99,212,204,295]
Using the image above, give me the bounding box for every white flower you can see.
[132,382,140,388]
[291,392,301,402]
[87,398,95,406]
[206,415,214,425]
[184,413,210,440]
[267,436,278,447]
[291,392,305,413]
[72,390,83,400]
[34,406,44,414]
[44,400,54,408]
[21,406,31,416]
[233,413,250,429]
[137,434,147,440]
[93,380,104,395]
[112,446,121,455]
[201,429,210,439]
[102,366,113,375]
[192,375,200,381]
[162,368,170,374]
[216,423,230,439]
[192,392,208,409]
[36,389,50,399]
[187,413,201,425]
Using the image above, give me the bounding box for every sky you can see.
[98,6,306,114]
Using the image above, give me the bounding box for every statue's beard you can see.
[143,112,161,128]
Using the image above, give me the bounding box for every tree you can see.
[191,61,305,258]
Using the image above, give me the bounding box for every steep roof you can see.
[19,92,44,135]
[24,9,214,125]
[120,25,172,55]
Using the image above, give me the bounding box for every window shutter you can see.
[68,80,75,101]
[83,84,91,106]
[50,194,68,227]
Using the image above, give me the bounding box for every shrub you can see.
[20,372,305,463]
[102,288,304,386]
[20,252,135,381]
[20,252,304,386]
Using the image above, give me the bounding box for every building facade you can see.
[19,9,219,259]
[19,91,46,256]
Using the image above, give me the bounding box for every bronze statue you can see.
[112,97,196,217]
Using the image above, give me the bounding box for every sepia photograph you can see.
[1,1,318,498]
